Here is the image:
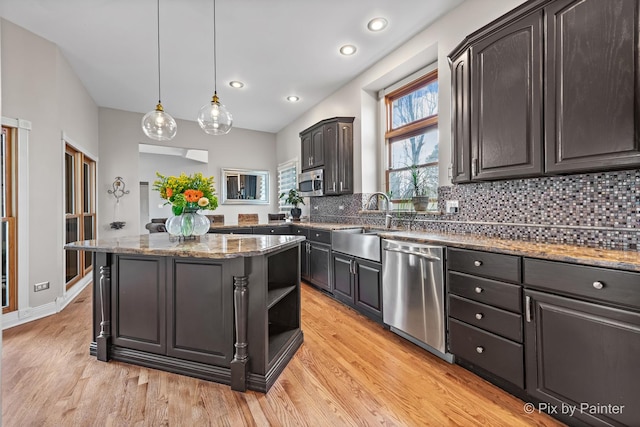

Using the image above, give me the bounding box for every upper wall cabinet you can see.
[300,117,355,195]
[545,0,640,173]
[449,0,640,183]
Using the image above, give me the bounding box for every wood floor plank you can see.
[2,282,564,426]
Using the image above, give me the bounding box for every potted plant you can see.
[407,164,434,212]
[279,188,305,221]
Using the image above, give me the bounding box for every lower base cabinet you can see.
[525,290,640,427]
[332,252,382,322]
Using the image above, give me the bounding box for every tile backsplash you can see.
[309,169,640,251]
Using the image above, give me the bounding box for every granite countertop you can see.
[379,231,640,272]
[65,233,306,259]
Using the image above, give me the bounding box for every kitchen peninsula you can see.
[65,233,305,393]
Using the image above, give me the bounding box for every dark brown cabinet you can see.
[297,227,332,293]
[450,49,471,183]
[447,248,524,389]
[449,0,640,182]
[300,125,325,171]
[524,290,640,426]
[299,117,354,194]
[470,10,543,180]
[544,0,640,173]
[332,252,382,322]
[323,119,354,195]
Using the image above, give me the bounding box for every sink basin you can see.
[331,227,398,262]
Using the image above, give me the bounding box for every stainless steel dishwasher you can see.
[382,239,453,362]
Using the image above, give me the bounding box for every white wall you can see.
[1,18,99,314]
[98,107,278,233]
[276,0,527,193]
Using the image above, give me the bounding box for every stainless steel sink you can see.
[331,227,398,262]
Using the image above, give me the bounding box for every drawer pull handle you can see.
[476,346,484,354]
[315,233,320,237]
[475,313,484,320]
[271,230,275,233]
[593,281,604,290]
[474,260,482,267]
[474,287,483,294]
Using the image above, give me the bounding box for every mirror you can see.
[221,168,269,205]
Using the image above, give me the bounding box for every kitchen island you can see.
[65,233,305,392]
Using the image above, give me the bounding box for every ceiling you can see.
[0,0,464,134]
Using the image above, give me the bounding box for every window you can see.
[64,144,96,289]
[277,160,298,212]
[2,126,17,313]
[385,70,439,205]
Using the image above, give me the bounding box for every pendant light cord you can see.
[156,0,162,104]
[213,0,218,94]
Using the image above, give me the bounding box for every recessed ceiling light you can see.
[339,45,357,56]
[229,81,244,88]
[287,95,300,102]
[367,17,388,32]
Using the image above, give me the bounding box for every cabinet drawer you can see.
[449,295,522,342]
[307,229,331,244]
[524,258,640,310]
[448,248,521,283]
[449,318,524,388]
[291,226,309,238]
[448,271,522,312]
[253,226,291,235]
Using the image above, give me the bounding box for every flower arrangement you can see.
[153,172,218,215]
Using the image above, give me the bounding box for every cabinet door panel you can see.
[337,122,353,194]
[301,132,312,170]
[112,256,166,354]
[332,254,353,301]
[354,260,382,318]
[324,123,338,194]
[545,0,640,173]
[471,11,543,179]
[167,259,233,365]
[311,127,325,167]
[526,290,640,426]
[309,242,331,291]
[450,50,472,183]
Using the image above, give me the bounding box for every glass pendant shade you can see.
[142,103,177,141]
[198,93,233,135]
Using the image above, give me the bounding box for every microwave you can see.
[298,168,324,197]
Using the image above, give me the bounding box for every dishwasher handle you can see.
[383,247,441,262]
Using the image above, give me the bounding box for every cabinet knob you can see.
[593,281,604,290]
[315,233,320,237]
[476,346,484,354]
[271,229,275,233]
[474,260,482,267]
[474,287,483,294]
[475,313,484,320]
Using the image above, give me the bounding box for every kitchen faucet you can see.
[366,192,393,229]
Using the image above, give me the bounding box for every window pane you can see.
[390,127,439,169]
[65,218,79,283]
[83,162,90,213]
[2,221,9,308]
[65,153,75,214]
[388,164,439,200]
[391,80,438,129]
[1,132,6,217]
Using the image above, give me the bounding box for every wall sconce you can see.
[108,177,129,229]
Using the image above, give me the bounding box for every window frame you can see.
[64,144,96,290]
[2,126,18,314]
[384,69,439,204]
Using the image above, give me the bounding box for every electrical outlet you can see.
[446,200,459,214]
[338,205,344,210]
[34,281,50,292]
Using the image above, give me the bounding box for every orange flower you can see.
[165,187,173,198]
[184,189,203,203]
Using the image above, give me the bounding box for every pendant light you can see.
[142,0,177,141]
[197,0,233,135]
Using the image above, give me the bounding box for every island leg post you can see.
[97,265,112,361]
[231,275,249,391]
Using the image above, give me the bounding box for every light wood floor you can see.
[2,282,563,427]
